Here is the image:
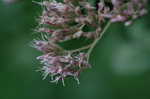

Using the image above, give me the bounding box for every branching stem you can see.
[69,44,92,53]
[66,21,111,61]
[87,21,111,61]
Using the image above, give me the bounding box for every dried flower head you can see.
[32,0,148,86]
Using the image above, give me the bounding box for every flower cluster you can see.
[37,0,102,42]
[102,0,148,26]
[33,40,90,85]
[32,0,148,85]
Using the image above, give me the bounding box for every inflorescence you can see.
[32,0,148,86]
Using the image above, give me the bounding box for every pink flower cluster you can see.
[37,52,90,85]
[32,0,148,85]
[33,40,90,85]
[103,0,148,26]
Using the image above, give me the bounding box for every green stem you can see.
[87,21,111,61]
[69,44,92,53]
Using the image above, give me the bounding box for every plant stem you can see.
[87,21,111,61]
[69,44,92,53]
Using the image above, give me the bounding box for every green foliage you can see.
[0,0,150,99]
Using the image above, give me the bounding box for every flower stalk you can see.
[87,21,111,61]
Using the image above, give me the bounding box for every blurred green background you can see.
[0,0,150,99]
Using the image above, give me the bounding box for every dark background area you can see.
[0,0,150,99]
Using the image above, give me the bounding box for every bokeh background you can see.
[0,0,150,99]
